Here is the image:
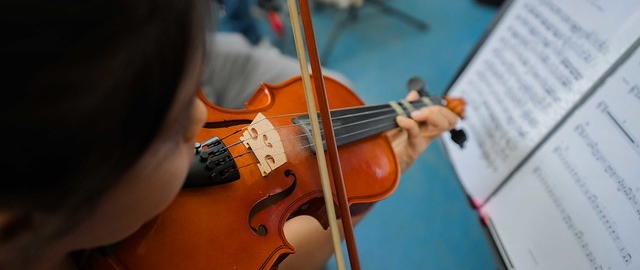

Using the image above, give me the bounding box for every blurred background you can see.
[217,0,503,268]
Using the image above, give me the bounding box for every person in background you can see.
[218,0,264,45]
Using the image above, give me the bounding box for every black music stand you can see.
[320,0,428,63]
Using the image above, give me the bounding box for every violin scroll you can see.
[443,95,467,148]
[443,95,466,120]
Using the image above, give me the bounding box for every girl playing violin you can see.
[0,0,459,269]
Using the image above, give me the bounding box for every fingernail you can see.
[410,110,421,118]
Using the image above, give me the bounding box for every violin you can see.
[86,75,465,270]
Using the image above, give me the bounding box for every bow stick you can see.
[285,0,360,269]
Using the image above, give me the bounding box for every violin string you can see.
[225,112,391,155]
[225,139,246,149]
[216,123,304,151]
[217,98,430,148]
[218,128,245,141]
[217,160,259,176]
[326,104,412,120]
[226,121,386,175]
[220,112,414,174]
[215,99,433,164]
[232,148,254,159]
[224,108,405,156]
[260,98,432,127]
[293,118,402,152]
[245,105,409,142]
[232,126,307,154]
[215,113,307,145]
[240,116,402,157]
[287,99,430,127]
[281,101,426,124]
[275,111,399,146]
[298,111,399,131]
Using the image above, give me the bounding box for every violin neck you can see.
[292,96,444,151]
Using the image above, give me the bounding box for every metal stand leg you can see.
[321,6,359,64]
[320,0,428,64]
[367,0,428,30]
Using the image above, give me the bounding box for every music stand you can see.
[320,0,428,63]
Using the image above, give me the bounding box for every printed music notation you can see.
[480,34,640,269]
[552,145,632,267]
[533,166,605,270]
[443,0,640,203]
[440,0,640,269]
[445,0,640,202]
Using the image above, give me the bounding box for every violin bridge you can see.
[240,112,287,176]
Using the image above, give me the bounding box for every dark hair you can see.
[0,0,206,262]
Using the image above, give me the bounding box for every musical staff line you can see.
[597,101,640,157]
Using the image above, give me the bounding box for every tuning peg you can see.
[406,76,430,97]
[449,128,466,148]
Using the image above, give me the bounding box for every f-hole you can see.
[248,169,297,236]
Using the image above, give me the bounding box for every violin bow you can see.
[285,0,360,269]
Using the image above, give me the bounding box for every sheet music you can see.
[443,0,640,203]
[482,45,640,270]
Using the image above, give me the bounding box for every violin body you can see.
[87,76,400,270]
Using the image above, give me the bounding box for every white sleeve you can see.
[200,32,352,109]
